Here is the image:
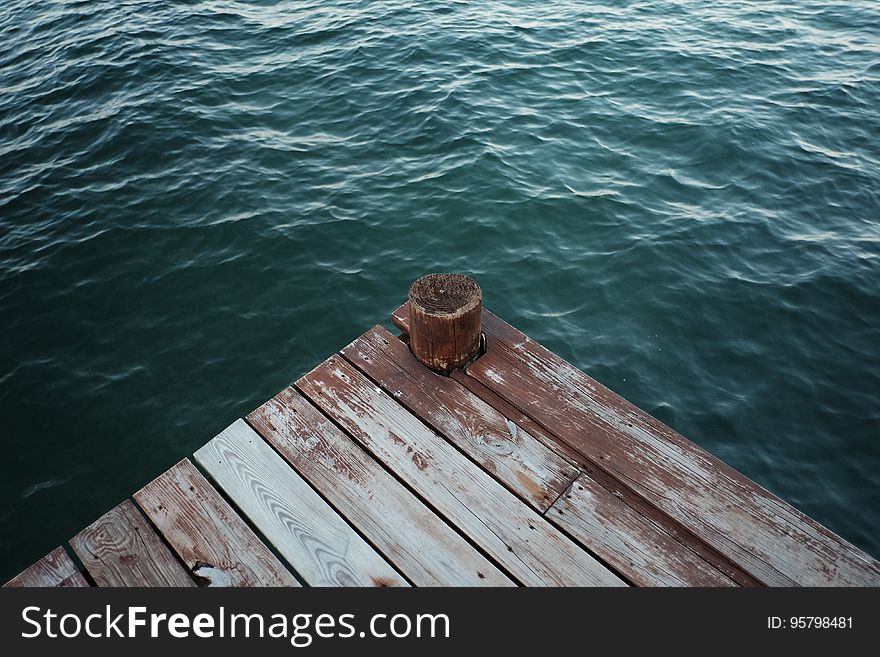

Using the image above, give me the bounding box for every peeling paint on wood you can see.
[247,388,513,587]
[134,458,299,587]
[340,325,580,513]
[297,356,625,587]
[550,475,736,586]
[447,370,762,586]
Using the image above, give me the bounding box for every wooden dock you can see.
[6,293,880,587]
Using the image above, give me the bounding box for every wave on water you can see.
[1,0,879,577]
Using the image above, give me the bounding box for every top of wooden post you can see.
[408,273,482,316]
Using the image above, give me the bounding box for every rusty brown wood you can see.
[408,273,482,372]
[70,500,195,587]
[297,355,626,587]
[134,458,300,587]
[4,547,89,587]
[340,325,580,512]
[393,303,880,586]
[247,388,513,586]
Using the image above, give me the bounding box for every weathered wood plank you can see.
[194,419,408,587]
[4,547,89,587]
[247,389,513,586]
[134,458,300,587]
[296,356,626,587]
[549,475,735,586]
[447,371,761,586]
[390,303,410,333]
[400,303,880,586]
[70,500,194,587]
[341,325,580,512]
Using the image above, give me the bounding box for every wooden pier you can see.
[6,280,880,587]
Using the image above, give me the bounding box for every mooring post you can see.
[407,273,483,373]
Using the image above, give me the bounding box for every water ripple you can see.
[1,0,879,578]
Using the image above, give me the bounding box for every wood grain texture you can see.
[549,475,736,586]
[247,388,513,586]
[70,500,194,587]
[399,303,880,586]
[194,419,408,587]
[134,458,299,587]
[4,547,89,587]
[446,372,761,586]
[341,325,580,512]
[296,356,625,587]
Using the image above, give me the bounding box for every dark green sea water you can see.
[1,1,879,581]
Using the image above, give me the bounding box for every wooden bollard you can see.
[408,273,482,373]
